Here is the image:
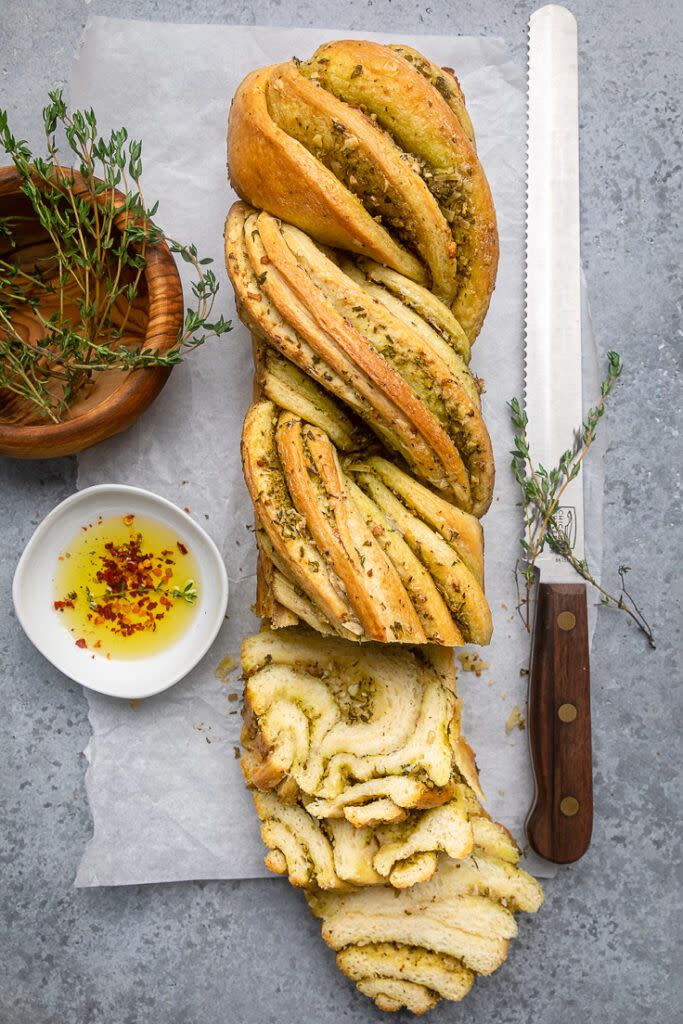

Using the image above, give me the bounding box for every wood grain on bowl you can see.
[0,165,184,459]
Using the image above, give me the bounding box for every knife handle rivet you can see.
[558,702,578,723]
[560,796,580,817]
[557,611,576,631]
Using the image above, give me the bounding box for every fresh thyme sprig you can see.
[86,579,198,608]
[0,90,232,422]
[509,351,655,648]
[171,580,198,605]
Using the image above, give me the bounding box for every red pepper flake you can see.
[122,514,135,526]
[55,528,196,646]
[75,638,88,649]
[177,541,188,555]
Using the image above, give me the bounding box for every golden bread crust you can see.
[267,61,459,304]
[226,203,494,517]
[242,396,492,645]
[228,66,426,282]
[228,41,498,339]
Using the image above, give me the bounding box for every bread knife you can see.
[524,4,593,864]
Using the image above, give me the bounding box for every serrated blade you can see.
[525,4,584,581]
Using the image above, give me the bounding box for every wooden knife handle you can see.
[526,582,593,863]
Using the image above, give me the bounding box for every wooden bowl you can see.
[0,166,184,458]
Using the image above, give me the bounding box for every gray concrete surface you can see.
[1,1,681,1022]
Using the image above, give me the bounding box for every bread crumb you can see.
[233,745,241,759]
[505,706,526,734]
[128,699,142,711]
[457,651,489,677]
[227,692,239,703]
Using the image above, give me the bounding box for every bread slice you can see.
[251,790,478,892]
[339,942,474,1013]
[240,627,543,1011]
[241,628,462,803]
[309,865,541,1012]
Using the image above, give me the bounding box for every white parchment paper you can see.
[70,19,603,886]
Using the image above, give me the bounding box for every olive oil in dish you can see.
[53,513,200,660]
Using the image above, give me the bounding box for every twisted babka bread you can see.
[240,628,543,1013]
[228,40,498,340]
[226,41,540,1016]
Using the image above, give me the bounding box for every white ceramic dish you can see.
[13,484,229,699]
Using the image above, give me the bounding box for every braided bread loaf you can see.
[228,40,498,340]
[225,41,540,1016]
[240,628,543,1012]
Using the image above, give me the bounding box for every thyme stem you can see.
[509,351,655,648]
[0,91,232,422]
